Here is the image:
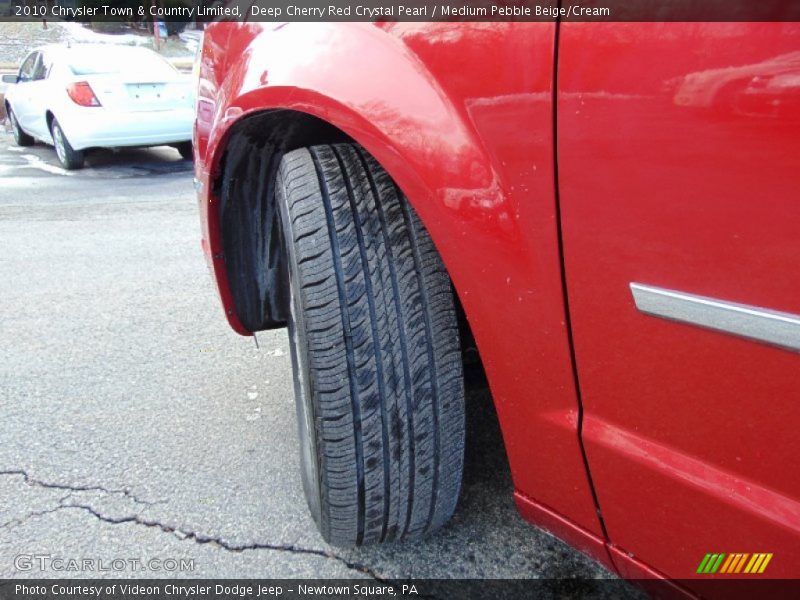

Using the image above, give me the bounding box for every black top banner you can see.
[2,0,800,22]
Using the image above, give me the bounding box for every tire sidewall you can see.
[275,169,325,533]
[9,108,27,146]
[52,120,68,167]
[51,118,83,169]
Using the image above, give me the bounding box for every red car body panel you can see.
[558,22,800,580]
[196,20,800,586]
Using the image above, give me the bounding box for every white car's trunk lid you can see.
[83,74,193,112]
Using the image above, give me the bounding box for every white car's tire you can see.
[8,107,34,147]
[51,119,84,170]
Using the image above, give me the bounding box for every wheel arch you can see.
[211,109,352,332]
[202,24,504,340]
[213,106,489,353]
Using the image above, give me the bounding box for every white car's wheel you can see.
[8,107,34,147]
[51,119,84,170]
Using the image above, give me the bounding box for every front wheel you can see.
[51,119,84,170]
[276,144,465,547]
[8,107,34,147]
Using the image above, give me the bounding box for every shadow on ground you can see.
[338,365,624,580]
[80,146,191,176]
[0,128,192,178]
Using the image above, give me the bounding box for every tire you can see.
[8,106,34,147]
[175,141,193,161]
[276,144,465,547]
[51,118,84,170]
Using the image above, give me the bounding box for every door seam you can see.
[552,12,612,551]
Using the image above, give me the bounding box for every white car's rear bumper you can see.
[59,107,194,151]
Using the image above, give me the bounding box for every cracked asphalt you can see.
[0,132,623,585]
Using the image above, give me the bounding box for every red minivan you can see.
[194,18,800,594]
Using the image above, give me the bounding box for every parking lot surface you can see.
[0,134,622,585]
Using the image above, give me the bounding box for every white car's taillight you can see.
[66,82,101,107]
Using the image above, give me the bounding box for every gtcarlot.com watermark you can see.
[14,554,195,572]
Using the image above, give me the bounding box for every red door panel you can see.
[558,23,800,579]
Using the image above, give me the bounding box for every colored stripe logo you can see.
[697,553,773,574]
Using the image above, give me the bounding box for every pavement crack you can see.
[0,493,72,530]
[62,501,385,581]
[1,468,389,584]
[0,468,161,506]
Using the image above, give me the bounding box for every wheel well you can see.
[45,110,54,132]
[220,110,494,448]
[216,109,483,379]
[215,109,351,332]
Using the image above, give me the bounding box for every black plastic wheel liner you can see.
[216,111,350,332]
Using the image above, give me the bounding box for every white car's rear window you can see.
[67,48,177,78]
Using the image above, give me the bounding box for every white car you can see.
[3,44,194,169]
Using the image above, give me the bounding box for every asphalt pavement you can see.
[0,132,626,588]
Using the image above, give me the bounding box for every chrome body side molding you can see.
[630,283,800,352]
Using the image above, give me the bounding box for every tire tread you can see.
[277,144,465,546]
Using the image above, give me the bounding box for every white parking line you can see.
[19,152,75,176]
